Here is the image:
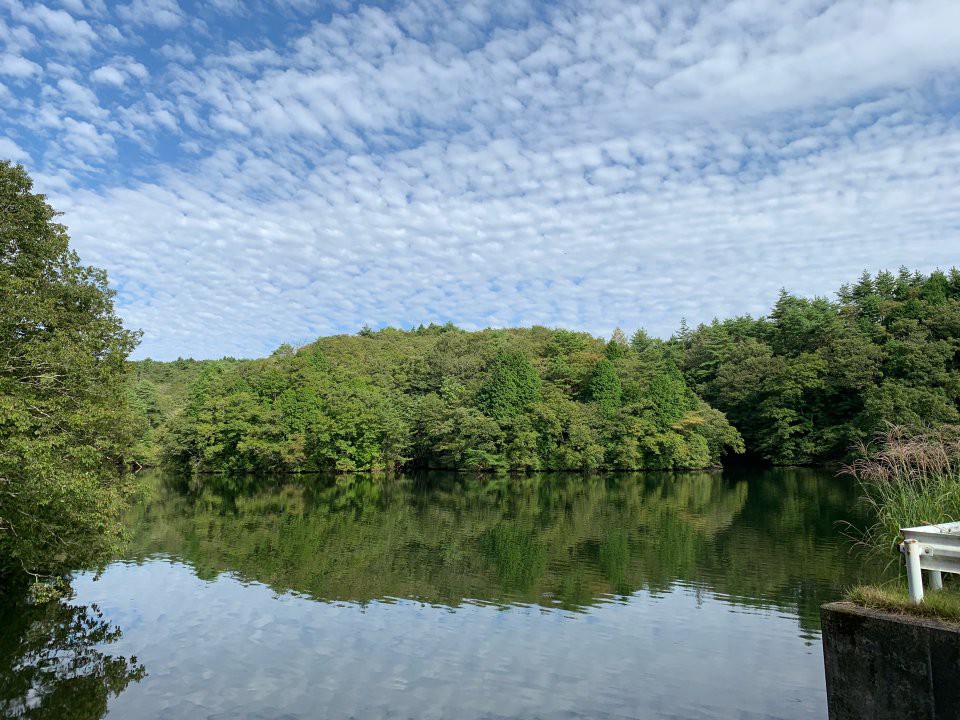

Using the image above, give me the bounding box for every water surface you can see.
[1,469,888,719]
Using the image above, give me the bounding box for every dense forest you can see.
[130,267,960,475]
[131,327,744,474]
[681,269,960,464]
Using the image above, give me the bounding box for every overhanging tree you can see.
[0,161,140,589]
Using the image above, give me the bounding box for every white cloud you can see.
[157,43,195,64]
[56,76,107,118]
[116,0,183,29]
[90,57,148,86]
[19,4,98,53]
[0,51,40,76]
[0,135,30,161]
[126,59,147,79]
[91,64,124,85]
[0,17,38,53]
[60,115,115,156]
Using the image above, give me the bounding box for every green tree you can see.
[605,327,629,359]
[477,350,542,419]
[587,358,622,415]
[0,162,140,588]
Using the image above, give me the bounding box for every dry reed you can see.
[843,425,960,553]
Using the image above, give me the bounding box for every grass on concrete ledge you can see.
[846,583,960,627]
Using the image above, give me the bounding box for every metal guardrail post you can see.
[900,522,960,602]
[903,539,924,604]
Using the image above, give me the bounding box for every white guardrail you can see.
[900,522,960,603]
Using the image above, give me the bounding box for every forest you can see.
[131,326,744,474]
[130,267,960,474]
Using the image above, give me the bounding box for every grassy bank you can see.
[846,584,960,625]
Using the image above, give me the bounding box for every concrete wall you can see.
[821,601,960,720]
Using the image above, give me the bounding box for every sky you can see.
[2,0,959,360]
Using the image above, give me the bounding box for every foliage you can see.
[587,358,621,415]
[477,349,542,419]
[141,327,742,474]
[679,269,960,464]
[0,162,140,588]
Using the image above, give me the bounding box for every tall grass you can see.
[844,426,960,553]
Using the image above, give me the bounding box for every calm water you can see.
[1,469,890,720]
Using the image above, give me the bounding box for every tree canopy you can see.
[136,324,743,474]
[679,268,960,464]
[131,267,960,474]
[0,161,140,589]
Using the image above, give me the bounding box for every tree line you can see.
[680,268,960,464]
[130,268,960,475]
[132,325,744,474]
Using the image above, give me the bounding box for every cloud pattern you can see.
[2,0,959,359]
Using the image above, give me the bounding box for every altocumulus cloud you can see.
[1,0,959,359]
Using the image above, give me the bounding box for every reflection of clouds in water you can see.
[75,560,824,720]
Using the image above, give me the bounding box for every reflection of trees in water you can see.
[0,590,145,720]
[126,469,881,629]
[705,468,890,634]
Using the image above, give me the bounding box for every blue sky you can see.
[2,0,959,360]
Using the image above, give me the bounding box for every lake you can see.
[0,468,889,719]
